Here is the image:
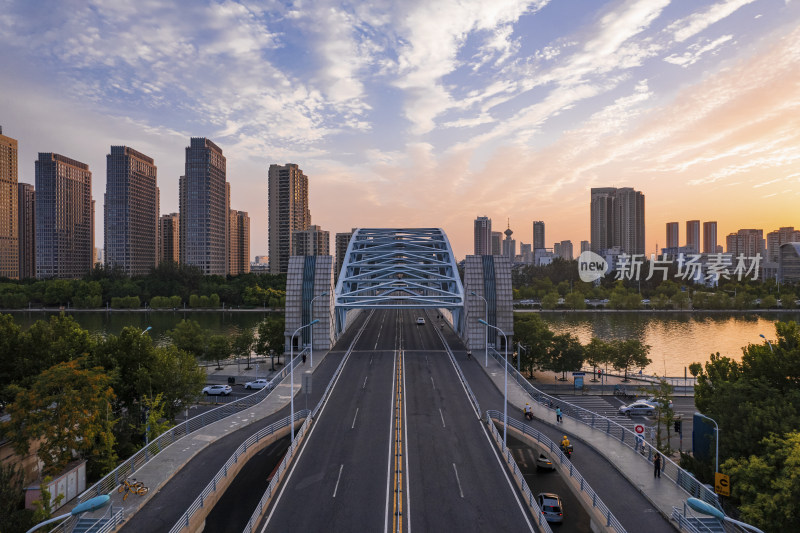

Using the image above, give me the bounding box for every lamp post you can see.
[141,326,152,335]
[759,334,774,353]
[686,498,765,533]
[516,342,526,373]
[471,291,489,367]
[309,292,329,368]
[26,495,110,533]
[695,412,720,473]
[480,319,509,447]
[290,319,318,440]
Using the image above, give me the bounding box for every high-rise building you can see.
[590,187,645,255]
[292,224,329,256]
[159,213,179,264]
[0,127,19,279]
[555,240,573,260]
[104,146,159,276]
[520,243,532,263]
[490,232,502,255]
[533,221,545,250]
[685,220,700,253]
[17,183,35,279]
[35,153,93,279]
[766,227,800,262]
[726,229,765,258]
[179,138,227,275]
[228,210,250,275]
[335,230,354,281]
[666,222,679,249]
[268,163,310,274]
[580,240,590,253]
[502,223,516,261]
[703,221,717,254]
[473,216,492,255]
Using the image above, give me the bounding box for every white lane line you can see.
[351,408,359,429]
[383,353,397,533]
[439,408,446,428]
[370,355,373,365]
[452,463,464,498]
[430,376,435,389]
[402,350,411,533]
[332,464,344,497]
[363,376,368,389]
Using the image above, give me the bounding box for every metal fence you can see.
[488,410,627,533]
[170,410,310,533]
[488,349,721,510]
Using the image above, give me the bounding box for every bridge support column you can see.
[285,256,335,352]
[462,255,513,351]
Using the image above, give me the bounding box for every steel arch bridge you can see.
[334,228,464,335]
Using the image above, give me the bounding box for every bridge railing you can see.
[431,311,481,416]
[75,348,308,507]
[488,349,721,510]
[488,410,627,532]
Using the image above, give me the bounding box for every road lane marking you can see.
[351,408,359,429]
[439,408,446,428]
[430,376,435,389]
[332,464,344,497]
[383,353,397,533]
[363,376,368,389]
[452,463,464,498]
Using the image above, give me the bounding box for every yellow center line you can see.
[392,350,404,533]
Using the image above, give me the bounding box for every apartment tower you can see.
[533,221,545,250]
[35,153,93,278]
[292,224,330,257]
[473,216,492,255]
[335,230,354,281]
[179,138,227,275]
[159,213,179,264]
[228,209,250,275]
[590,187,645,255]
[268,163,310,274]
[0,127,19,279]
[766,227,800,262]
[686,220,700,253]
[17,183,35,278]
[703,222,717,254]
[666,222,679,249]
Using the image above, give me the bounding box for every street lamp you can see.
[26,495,110,533]
[686,498,765,533]
[290,319,319,440]
[141,326,152,335]
[309,292,329,368]
[470,291,489,367]
[758,334,774,353]
[480,319,509,447]
[516,342,526,373]
[695,412,720,473]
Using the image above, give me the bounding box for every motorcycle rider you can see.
[523,403,533,420]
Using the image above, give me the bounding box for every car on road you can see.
[202,384,232,396]
[245,379,269,390]
[619,401,656,416]
[537,493,564,523]
[536,453,556,471]
[416,317,425,325]
[643,396,673,409]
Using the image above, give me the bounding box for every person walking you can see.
[302,353,307,364]
[555,406,563,423]
[653,453,662,478]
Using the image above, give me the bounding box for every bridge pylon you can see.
[462,255,514,351]
[285,255,335,353]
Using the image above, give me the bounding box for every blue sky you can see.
[1,0,799,259]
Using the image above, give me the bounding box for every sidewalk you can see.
[477,355,688,526]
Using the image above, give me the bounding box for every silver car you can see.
[619,401,655,416]
[536,453,556,471]
[537,493,564,523]
[202,384,232,396]
[245,379,269,390]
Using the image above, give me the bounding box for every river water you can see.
[6,309,799,377]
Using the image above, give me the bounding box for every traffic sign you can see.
[634,424,645,434]
[715,472,730,497]
[572,372,585,376]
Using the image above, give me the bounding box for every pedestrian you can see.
[555,406,562,423]
[653,453,662,478]
[302,353,307,364]
[467,350,472,360]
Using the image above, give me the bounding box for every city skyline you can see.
[1,1,799,260]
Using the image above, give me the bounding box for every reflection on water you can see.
[538,312,800,376]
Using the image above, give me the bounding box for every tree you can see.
[585,338,610,382]
[169,319,208,358]
[651,379,675,455]
[541,291,559,310]
[610,339,651,381]
[513,314,554,376]
[2,359,116,475]
[148,345,206,419]
[671,290,689,310]
[206,334,230,369]
[0,462,35,533]
[564,291,586,310]
[232,327,256,370]
[255,316,286,369]
[547,333,585,380]
[141,393,173,445]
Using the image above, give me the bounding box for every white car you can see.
[537,493,564,523]
[416,317,425,325]
[643,396,674,409]
[619,401,656,416]
[245,379,269,390]
[202,384,232,396]
[536,453,556,471]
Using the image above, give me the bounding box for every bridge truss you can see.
[334,228,464,335]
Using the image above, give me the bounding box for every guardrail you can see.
[488,349,721,510]
[74,348,307,507]
[488,410,627,532]
[484,412,554,533]
[169,410,309,533]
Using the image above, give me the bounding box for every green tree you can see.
[547,333,585,380]
[585,338,611,382]
[0,462,35,533]
[671,290,689,310]
[651,379,675,455]
[232,327,256,370]
[148,345,206,419]
[169,319,208,358]
[256,316,286,368]
[563,291,586,310]
[760,295,777,309]
[206,334,230,369]
[513,314,554,376]
[540,291,559,310]
[610,339,651,381]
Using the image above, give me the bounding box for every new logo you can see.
[578,251,608,282]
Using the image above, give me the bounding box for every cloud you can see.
[669,0,756,42]
[664,34,734,67]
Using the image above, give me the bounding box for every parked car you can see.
[202,384,232,396]
[536,453,556,471]
[245,379,269,390]
[537,493,564,523]
[619,401,656,416]
[416,317,425,325]
[643,396,673,409]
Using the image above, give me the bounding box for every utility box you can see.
[24,460,86,511]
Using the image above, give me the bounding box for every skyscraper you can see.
[35,153,93,279]
[590,187,645,255]
[490,232,502,255]
[703,221,717,254]
[17,183,35,279]
[159,213,179,264]
[686,220,700,252]
[502,223,516,261]
[0,127,19,279]
[179,138,227,275]
[666,222,679,249]
[228,210,250,275]
[292,224,329,256]
[533,221,545,250]
[726,229,765,258]
[268,163,310,274]
[104,146,159,276]
[473,216,492,255]
[555,240,573,260]
[335,230,354,281]
[766,227,800,262]
[580,240,590,253]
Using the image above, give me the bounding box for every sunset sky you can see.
[1,0,799,260]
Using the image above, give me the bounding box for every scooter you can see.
[560,443,573,459]
[524,410,533,421]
